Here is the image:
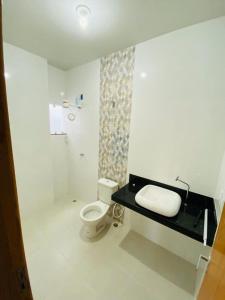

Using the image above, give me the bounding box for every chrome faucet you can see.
[175,176,190,206]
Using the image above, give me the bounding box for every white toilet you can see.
[80,178,118,238]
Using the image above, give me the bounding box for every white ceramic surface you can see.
[4,42,54,217]
[80,200,109,224]
[80,178,118,238]
[135,185,181,217]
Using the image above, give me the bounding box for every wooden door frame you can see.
[0,3,33,300]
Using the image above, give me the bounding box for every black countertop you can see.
[112,174,217,246]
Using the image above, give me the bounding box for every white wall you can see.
[50,135,70,202]
[4,43,54,217]
[129,210,210,265]
[48,65,66,104]
[48,65,69,202]
[66,60,100,203]
[128,17,225,197]
[127,17,225,264]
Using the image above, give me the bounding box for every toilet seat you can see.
[80,201,109,223]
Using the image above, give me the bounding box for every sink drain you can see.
[113,222,119,227]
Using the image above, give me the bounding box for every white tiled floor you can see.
[22,201,195,300]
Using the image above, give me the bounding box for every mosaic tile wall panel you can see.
[98,46,135,187]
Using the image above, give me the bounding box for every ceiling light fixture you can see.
[76,5,91,30]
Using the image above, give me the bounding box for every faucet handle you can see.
[175,176,179,181]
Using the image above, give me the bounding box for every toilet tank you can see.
[98,178,118,204]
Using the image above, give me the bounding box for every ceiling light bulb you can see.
[76,5,91,29]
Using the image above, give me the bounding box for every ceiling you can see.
[3,0,225,70]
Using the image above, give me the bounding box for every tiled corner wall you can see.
[98,46,135,187]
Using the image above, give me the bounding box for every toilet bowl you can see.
[80,178,118,238]
[80,201,109,238]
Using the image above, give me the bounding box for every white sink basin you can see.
[135,185,181,217]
